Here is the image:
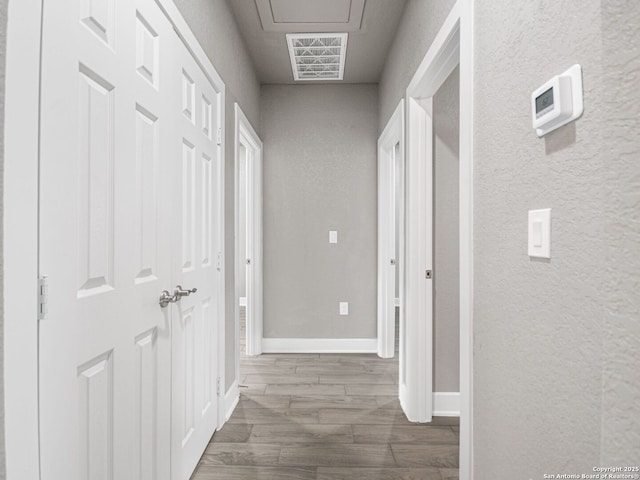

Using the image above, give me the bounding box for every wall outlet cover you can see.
[339,302,349,315]
[329,230,338,244]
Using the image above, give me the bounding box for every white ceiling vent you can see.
[286,33,348,81]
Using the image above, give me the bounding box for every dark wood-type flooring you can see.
[191,309,459,480]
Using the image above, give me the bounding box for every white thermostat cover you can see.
[531,64,583,137]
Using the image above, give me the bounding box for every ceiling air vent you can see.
[286,33,348,81]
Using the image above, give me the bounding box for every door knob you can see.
[174,285,197,298]
[159,290,178,308]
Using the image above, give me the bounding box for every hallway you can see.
[191,313,459,479]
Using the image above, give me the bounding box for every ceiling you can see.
[228,0,408,84]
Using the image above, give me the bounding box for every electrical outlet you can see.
[329,230,338,244]
[339,302,349,315]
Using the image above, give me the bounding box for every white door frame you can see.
[2,2,227,478]
[234,104,263,371]
[404,0,474,478]
[3,1,42,478]
[377,99,405,359]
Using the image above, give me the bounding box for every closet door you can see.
[170,32,223,480]
[39,0,174,478]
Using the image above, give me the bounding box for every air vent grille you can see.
[286,33,348,81]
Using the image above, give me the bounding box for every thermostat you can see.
[531,64,583,137]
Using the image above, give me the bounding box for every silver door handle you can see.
[174,285,197,298]
[159,290,178,308]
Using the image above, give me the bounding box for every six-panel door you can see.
[38,0,222,478]
[170,31,223,480]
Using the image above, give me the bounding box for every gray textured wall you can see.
[172,0,260,391]
[378,0,456,133]
[474,0,639,475]
[0,0,6,476]
[433,66,459,392]
[261,84,378,339]
[600,0,640,464]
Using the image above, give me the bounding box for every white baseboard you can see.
[262,338,377,353]
[238,297,247,307]
[223,381,239,423]
[433,392,460,417]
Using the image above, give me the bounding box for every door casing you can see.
[403,0,474,478]
[377,99,405,360]
[2,1,227,478]
[231,103,263,411]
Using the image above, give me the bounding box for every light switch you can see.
[339,302,349,315]
[329,230,338,244]
[528,208,551,259]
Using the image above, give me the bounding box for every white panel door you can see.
[39,0,175,478]
[170,36,223,480]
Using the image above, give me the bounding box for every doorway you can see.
[402,1,474,477]
[234,104,263,385]
[377,99,405,360]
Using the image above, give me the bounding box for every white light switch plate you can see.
[329,230,338,244]
[339,302,349,315]
[528,208,551,258]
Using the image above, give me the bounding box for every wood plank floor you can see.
[191,309,459,480]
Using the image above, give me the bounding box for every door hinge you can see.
[216,377,221,396]
[38,275,49,320]
[216,251,222,272]
[216,128,222,146]
[425,270,432,279]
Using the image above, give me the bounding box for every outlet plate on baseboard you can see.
[339,302,349,315]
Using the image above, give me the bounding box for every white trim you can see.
[3,1,43,479]
[433,392,461,417]
[403,0,462,423]
[153,0,225,91]
[234,103,263,383]
[459,0,475,477]
[262,338,378,354]
[223,382,240,423]
[406,3,461,97]
[404,0,473,476]
[377,99,405,359]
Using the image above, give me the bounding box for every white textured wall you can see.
[474,0,640,475]
[172,0,260,390]
[261,84,378,339]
